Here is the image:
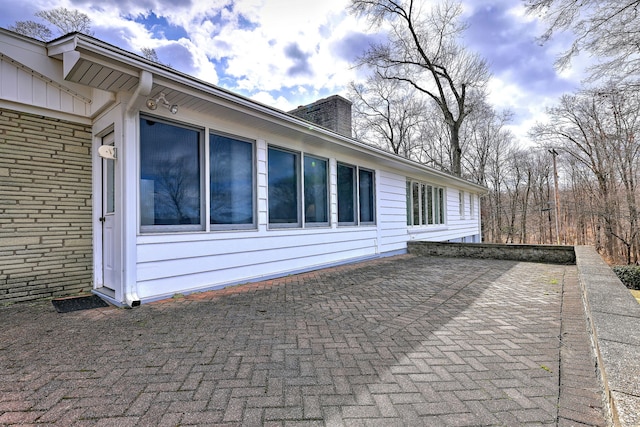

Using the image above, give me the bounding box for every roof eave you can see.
[46,33,487,192]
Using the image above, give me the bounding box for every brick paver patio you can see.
[0,255,608,426]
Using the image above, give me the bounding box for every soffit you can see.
[65,56,139,92]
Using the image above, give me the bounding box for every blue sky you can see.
[0,0,588,145]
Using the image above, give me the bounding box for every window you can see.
[359,168,375,224]
[140,118,259,233]
[427,185,434,224]
[406,181,412,226]
[267,150,371,228]
[210,133,254,229]
[459,191,465,218]
[338,163,357,225]
[268,147,300,227]
[140,117,203,231]
[337,163,375,226]
[437,187,445,223]
[469,193,475,217]
[411,181,420,226]
[304,155,329,225]
[105,156,115,214]
[406,179,445,226]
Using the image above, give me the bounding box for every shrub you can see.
[612,265,640,290]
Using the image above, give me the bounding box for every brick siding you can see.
[0,108,93,304]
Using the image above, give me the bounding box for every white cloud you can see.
[0,0,596,148]
[486,76,558,146]
[212,0,364,97]
[250,91,295,111]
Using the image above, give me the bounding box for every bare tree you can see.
[532,93,616,254]
[349,0,491,176]
[528,151,555,244]
[525,0,640,82]
[11,7,162,66]
[349,75,425,159]
[530,88,640,263]
[9,21,52,41]
[594,87,640,263]
[482,127,517,243]
[418,110,453,171]
[9,7,93,41]
[141,47,160,63]
[460,98,513,185]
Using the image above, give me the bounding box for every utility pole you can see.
[549,149,561,244]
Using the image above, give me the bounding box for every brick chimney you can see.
[288,95,352,138]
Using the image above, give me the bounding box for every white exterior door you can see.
[101,133,116,291]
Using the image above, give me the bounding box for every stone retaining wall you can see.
[574,246,640,427]
[408,241,576,264]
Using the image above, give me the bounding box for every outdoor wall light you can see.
[146,92,178,114]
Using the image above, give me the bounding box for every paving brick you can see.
[0,256,608,426]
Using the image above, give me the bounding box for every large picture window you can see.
[406,179,445,226]
[210,133,254,228]
[304,155,329,225]
[140,117,202,231]
[268,147,300,227]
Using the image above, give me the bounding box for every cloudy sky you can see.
[0,0,588,145]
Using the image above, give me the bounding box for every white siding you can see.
[136,228,378,299]
[0,55,91,116]
[444,189,481,242]
[377,170,410,253]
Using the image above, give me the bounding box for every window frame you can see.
[406,179,446,227]
[336,163,376,227]
[469,193,475,218]
[358,167,376,225]
[209,131,257,231]
[303,154,330,227]
[337,162,358,226]
[139,115,205,234]
[267,145,302,229]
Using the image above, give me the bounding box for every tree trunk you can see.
[449,122,462,176]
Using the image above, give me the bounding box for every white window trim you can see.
[267,145,302,229]
[337,162,377,227]
[139,114,206,234]
[469,193,475,218]
[358,167,376,226]
[209,131,257,231]
[406,179,446,227]
[303,154,331,228]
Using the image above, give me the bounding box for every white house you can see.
[0,29,486,307]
